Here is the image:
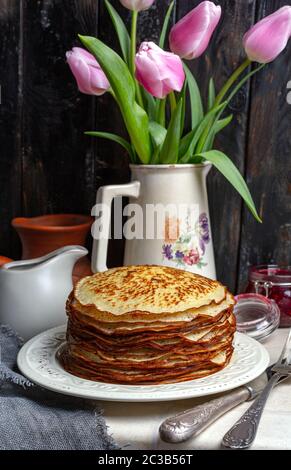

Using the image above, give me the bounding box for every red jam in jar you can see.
[246,265,291,327]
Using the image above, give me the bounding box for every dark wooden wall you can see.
[0,0,290,292]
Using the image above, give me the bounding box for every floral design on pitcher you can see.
[162,213,210,269]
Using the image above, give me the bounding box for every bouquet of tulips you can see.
[67,1,291,222]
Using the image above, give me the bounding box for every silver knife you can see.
[222,329,291,449]
[159,366,286,444]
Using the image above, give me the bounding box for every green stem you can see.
[215,58,251,106]
[130,10,144,108]
[196,62,265,154]
[197,59,251,153]
[136,83,144,108]
[169,91,177,114]
[157,99,166,127]
[130,11,138,76]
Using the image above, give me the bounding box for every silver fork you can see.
[222,329,291,449]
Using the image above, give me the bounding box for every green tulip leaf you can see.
[149,121,167,149]
[208,77,216,111]
[151,144,162,164]
[179,82,187,137]
[215,114,233,133]
[159,1,175,49]
[203,114,233,152]
[178,125,199,161]
[184,63,204,129]
[194,150,262,222]
[85,131,134,160]
[79,35,152,164]
[160,98,183,164]
[179,102,226,162]
[141,88,157,122]
[105,0,130,65]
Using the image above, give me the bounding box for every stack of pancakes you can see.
[60,266,236,385]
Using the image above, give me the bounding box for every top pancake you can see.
[74,265,227,316]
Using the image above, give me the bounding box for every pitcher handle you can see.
[91,181,141,273]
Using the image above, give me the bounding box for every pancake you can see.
[60,346,234,384]
[61,265,236,385]
[71,292,234,323]
[75,265,227,315]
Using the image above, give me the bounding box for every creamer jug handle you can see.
[91,181,140,273]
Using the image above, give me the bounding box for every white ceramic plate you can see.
[17,325,269,402]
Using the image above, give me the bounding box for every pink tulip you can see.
[135,42,185,99]
[66,47,110,96]
[169,1,221,60]
[120,0,154,11]
[243,6,291,63]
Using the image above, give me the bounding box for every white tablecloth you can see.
[101,329,291,450]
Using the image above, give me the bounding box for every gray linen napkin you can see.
[0,325,117,450]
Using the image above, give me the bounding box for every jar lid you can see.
[234,293,280,341]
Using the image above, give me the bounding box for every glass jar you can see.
[234,293,280,341]
[246,265,291,327]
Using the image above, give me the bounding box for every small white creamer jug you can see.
[0,245,88,340]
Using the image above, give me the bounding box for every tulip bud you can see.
[135,42,185,99]
[243,6,291,63]
[169,1,221,60]
[120,0,155,12]
[66,47,110,96]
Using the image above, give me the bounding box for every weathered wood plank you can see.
[21,0,98,217]
[0,0,22,259]
[176,0,257,292]
[238,0,291,291]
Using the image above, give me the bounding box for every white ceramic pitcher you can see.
[0,245,88,340]
[91,164,216,279]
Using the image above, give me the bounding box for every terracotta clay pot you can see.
[12,214,93,283]
[0,256,13,268]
